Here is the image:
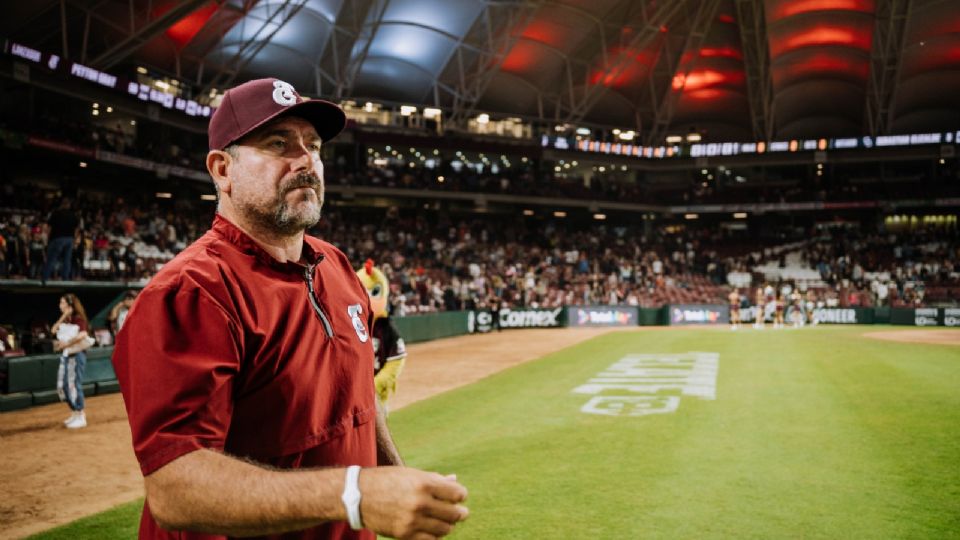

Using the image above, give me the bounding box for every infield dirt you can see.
[0,327,614,539]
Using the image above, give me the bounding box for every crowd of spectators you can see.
[1,184,210,282]
[2,181,957,314]
[4,176,959,313]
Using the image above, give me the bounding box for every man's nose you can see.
[291,139,320,174]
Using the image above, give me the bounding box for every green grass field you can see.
[31,326,960,539]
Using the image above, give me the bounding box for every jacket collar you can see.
[211,213,324,270]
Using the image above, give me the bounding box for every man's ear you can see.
[207,150,233,195]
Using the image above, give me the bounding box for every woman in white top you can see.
[52,293,94,429]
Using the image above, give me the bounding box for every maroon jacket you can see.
[113,215,377,540]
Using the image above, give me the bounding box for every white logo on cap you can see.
[272,80,297,106]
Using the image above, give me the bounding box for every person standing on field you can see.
[112,78,469,540]
[53,293,94,429]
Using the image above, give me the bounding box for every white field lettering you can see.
[572,352,719,417]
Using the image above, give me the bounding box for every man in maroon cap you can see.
[112,78,468,540]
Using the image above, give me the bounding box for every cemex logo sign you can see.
[469,308,564,333]
[915,308,939,326]
[500,308,563,329]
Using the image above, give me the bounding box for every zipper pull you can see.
[303,264,334,338]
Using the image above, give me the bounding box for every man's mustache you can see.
[282,172,322,194]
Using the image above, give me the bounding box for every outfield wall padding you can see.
[4,348,117,394]
[638,307,665,326]
[392,311,470,344]
[0,392,32,412]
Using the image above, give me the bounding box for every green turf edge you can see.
[25,498,144,540]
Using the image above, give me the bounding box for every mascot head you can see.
[357,258,389,319]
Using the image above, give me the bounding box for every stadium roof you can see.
[4,0,960,143]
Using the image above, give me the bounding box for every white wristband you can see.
[341,465,363,530]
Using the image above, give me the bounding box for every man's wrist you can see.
[341,465,363,530]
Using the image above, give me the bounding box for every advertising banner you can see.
[810,308,875,324]
[667,304,728,325]
[469,308,565,333]
[891,307,950,326]
[944,308,960,327]
[914,308,940,326]
[566,306,639,327]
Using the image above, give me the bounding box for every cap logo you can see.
[272,80,297,106]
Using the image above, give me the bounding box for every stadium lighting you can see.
[612,129,621,135]
[156,192,172,199]
[476,113,490,124]
[92,109,99,116]
[423,107,441,119]
[155,80,169,90]
[618,130,636,141]
[684,213,699,220]
[92,102,99,108]
[136,66,147,74]
[437,176,445,183]
[939,158,945,164]
[523,209,534,216]
[553,211,567,218]
[79,162,87,168]
[686,133,702,142]
[106,106,112,113]
[665,135,682,144]
[400,105,417,116]
[594,213,607,220]
[130,120,136,126]
[733,212,748,219]
[364,102,375,112]
[200,194,217,201]
[576,127,591,135]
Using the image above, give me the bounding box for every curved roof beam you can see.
[564,0,687,124]
[646,0,723,145]
[89,0,213,70]
[338,0,390,99]
[447,1,543,126]
[373,20,484,55]
[736,0,775,141]
[357,53,439,80]
[200,0,310,95]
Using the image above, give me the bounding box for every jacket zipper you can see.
[304,264,334,338]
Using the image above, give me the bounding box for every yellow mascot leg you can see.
[375,359,406,406]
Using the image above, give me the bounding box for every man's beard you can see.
[241,172,324,236]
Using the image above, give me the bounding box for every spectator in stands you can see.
[28,225,47,280]
[107,240,123,278]
[52,293,93,429]
[122,244,138,279]
[108,290,137,335]
[42,198,80,282]
[5,223,28,277]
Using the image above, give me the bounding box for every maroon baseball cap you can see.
[208,78,346,150]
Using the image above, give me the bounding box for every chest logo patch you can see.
[347,304,368,343]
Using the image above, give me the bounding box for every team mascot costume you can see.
[357,259,407,410]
